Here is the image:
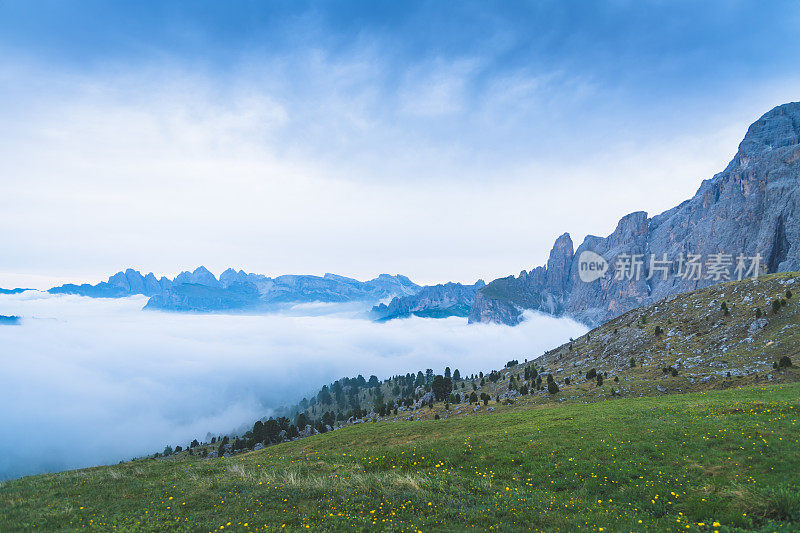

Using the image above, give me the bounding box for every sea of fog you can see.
[0,291,587,480]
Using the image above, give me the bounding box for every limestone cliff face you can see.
[470,102,800,326]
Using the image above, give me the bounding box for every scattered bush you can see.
[654,325,663,336]
[596,374,604,387]
[546,374,559,394]
[776,356,793,369]
[586,368,597,381]
[721,301,729,316]
[787,289,793,299]
[756,307,763,319]
[772,299,782,314]
[662,366,679,377]
[629,357,636,368]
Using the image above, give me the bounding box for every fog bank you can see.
[0,291,586,480]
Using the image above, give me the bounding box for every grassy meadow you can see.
[2,382,799,532]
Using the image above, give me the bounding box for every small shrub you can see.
[654,325,663,337]
[777,356,793,369]
[756,307,763,319]
[721,301,729,316]
[564,377,571,385]
[629,357,636,368]
[787,288,793,299]
[772,299,782,314]
[596,374,604,387]
[546,374,559,394]
[586,368,597,381]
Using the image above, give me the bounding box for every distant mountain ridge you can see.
[49,267,421,313]
[0,288,30,295]
[469,101,800,326]
[371,280,486,321]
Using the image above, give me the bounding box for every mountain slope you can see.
[470,102,800,326]
[3,384,798,531]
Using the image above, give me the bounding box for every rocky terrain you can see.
[49,267,421,313]
[470,102,800,326]
[370,280,485,321]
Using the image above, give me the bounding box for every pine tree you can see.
[546,374,559,394]
[432,375,453,401]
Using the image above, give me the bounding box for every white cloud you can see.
[0,292,586,479]
[1,51,798,289]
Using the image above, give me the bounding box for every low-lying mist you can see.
[0,291,586,480]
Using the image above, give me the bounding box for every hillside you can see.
[2,384,799,531]
[2,273,800,531]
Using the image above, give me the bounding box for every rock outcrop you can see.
[470,102,800,326]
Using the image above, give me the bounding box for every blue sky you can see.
[1,1,799,287]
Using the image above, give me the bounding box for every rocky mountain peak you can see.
[738,101,800,155]
[470,102,800,327]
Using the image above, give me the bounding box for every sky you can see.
[2,1,800,288]
[0,291,586,479]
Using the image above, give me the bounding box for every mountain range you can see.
[468,101,800,326]
[49,267,421,313]
[39,102,800,325]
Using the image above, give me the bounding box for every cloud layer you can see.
[0,292,586,480]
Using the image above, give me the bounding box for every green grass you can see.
[3,383,799,532]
